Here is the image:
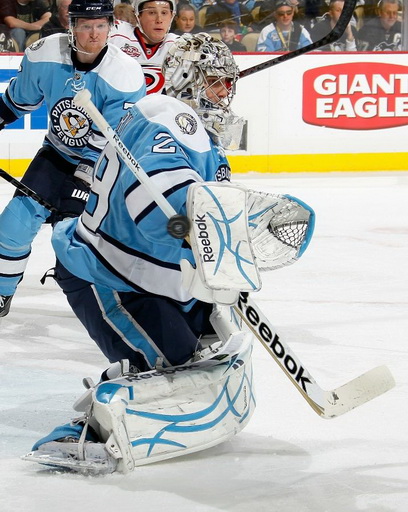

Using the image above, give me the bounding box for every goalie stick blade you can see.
[319,365,396,419]
[234,294,395,419]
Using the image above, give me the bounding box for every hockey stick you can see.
[73,90,190,239]
[72,94,395,418]
[0,169,58,212]
[238,0,357,79]
[235,293,395,418]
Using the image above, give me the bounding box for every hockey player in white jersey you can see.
[110,0,178,93]
[0,0,146,317]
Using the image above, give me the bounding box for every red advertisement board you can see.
[303,62,408,130]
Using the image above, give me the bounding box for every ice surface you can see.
[0,172,407,511]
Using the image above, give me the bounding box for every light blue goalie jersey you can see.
[52,94,232,305]
[0,34,146,164]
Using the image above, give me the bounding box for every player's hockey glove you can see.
[57,175,90,221]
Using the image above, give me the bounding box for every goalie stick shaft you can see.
[74,90,177,221]
[238,0,357,79]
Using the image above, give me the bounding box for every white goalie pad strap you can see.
[247,190,315,271]
[186,182,261,293]
[91,330,255,469]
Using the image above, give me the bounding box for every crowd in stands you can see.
[0,0,404,53]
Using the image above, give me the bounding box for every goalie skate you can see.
[22,439,118,475]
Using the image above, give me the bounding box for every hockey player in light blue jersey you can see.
[51,32,246,374]
[0,0,146,317]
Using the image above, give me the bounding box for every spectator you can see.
[256,0,312,51]
[113,2,137,24]
[310,0,357,50]
[1,0,51,51]
[358,0,402,51]
[220,20,247,50]
[204,0,253,33]
[0,26,17,52]
[171,3,201,35]
[40,0,71,37]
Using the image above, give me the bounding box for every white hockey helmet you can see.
[162,32,244,150]
[132,0,176,14]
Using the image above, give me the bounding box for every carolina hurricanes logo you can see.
[121,43,141,58]
[50,97,92,147]
[143,67,165,94]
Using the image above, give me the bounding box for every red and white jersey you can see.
[110,21,178,94]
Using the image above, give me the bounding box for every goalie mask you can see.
[162,33,244,150]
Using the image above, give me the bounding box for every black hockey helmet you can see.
[69,0,114,20]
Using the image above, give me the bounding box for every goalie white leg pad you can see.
[92,330,255,469]
[23,331,255,473]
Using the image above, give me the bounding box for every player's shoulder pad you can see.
[99,43,145,92]
[164,32,179,45]
[111,19,135,37]
[136,95,212,152]
[24,34,70,65]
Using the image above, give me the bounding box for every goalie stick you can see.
[239,0,357,79]
[234,293,395,418]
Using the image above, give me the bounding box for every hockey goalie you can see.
[24,181,314,474]
[22,32,315,474]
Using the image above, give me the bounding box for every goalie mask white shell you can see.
[163,32,245,150]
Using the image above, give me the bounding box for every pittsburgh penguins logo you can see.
[50,97,92,148]
[29,39,45,51]
[175,113,198,135]
[374,40,401,51]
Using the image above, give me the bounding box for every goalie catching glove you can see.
[181,182,315,304]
